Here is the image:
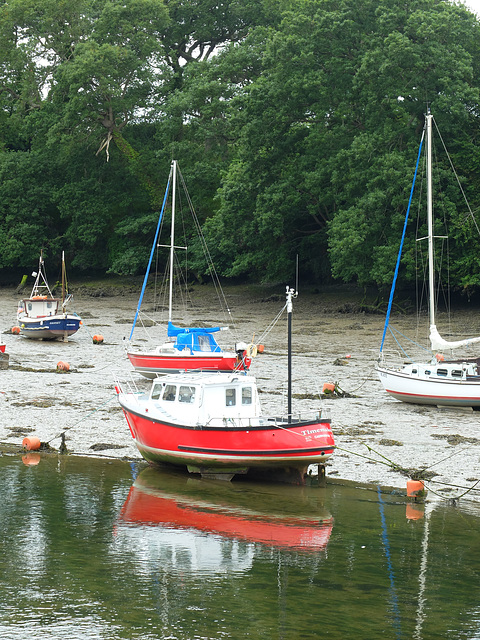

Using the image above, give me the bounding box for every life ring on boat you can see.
[32,295,47,300]
[246,344,258,358]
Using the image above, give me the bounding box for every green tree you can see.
[202,0,480,287]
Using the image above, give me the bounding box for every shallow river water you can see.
[1,282,480,502]
[1,453,480,640]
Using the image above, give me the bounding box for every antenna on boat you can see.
[295,254,299,294]
[286,285,297,423]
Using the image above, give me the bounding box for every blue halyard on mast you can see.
[379,130,425,354]
[129,172,172,341]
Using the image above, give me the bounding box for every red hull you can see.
[121,404,335,471]
[0,344,5,353]
[119,470,333,551]
[127,351,251,377]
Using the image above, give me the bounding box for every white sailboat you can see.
[126,160,251,377]
[377,110,480,407]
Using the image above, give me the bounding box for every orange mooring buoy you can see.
[22,453,41,466]
[22,436,41,451]
[57,361,70,372]
[257,344,265,354]
[92,334,104,344]
[11,326,20,335]
[322,382,336,394]
[407,479,425,498]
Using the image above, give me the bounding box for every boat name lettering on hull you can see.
[300,428,325,436]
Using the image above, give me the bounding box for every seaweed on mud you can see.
[431,433,480,446]
[388,466,439,480]
[7,426,35,434]
[293,392,319,400]
[89,443,127,451]
[338,426,380,437]
[379,438,403,447]
[9,365,54,373]
[333,358,350,366]
[12,397,56,408]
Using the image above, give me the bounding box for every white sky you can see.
[463,0,480,14]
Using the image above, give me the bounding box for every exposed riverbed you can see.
[1,281,480,504]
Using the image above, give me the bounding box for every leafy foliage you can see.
[0,0,480,293]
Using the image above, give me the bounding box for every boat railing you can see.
[205,416,264,428]
[204,408,330,428]
[267,408,330,424]
[113,373,142,398]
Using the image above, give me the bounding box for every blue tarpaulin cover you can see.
[168,322,222,353]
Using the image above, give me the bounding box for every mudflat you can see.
[2,280,480,505]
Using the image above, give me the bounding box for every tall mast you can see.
[426,110,435,329]
[168,160,177,323]
[61,251,66,306]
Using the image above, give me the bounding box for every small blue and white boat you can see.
[17,252,81,341]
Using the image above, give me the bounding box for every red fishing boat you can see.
[126,160,252,378]
[117,287,335,482]
[118,467,333,552]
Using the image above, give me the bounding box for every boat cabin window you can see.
[425,370,431,376]
[28,303,33,311]
[47,301,53,309]
[451,370,463,378]
[198,335,211,352]
[163,385,177,402]
[242,387,252,405]
[436,369,448,377]
[226,388,236,406]
[179,385,196,404]
[151,384,163,400]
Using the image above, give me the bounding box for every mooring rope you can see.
[46,395,117,445]
[334,439,480,499]
[255,302,287,345]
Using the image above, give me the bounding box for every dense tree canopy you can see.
[1,0,480,292]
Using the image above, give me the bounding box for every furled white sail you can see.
[429,325,480,352]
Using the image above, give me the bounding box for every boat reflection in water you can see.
[116,466,333,571]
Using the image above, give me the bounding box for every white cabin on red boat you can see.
[145,372,262,427]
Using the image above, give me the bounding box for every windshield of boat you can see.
[225,386,253,407]
[179,386,196,403]
[197,334,213,352]
[151,383,196,404]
